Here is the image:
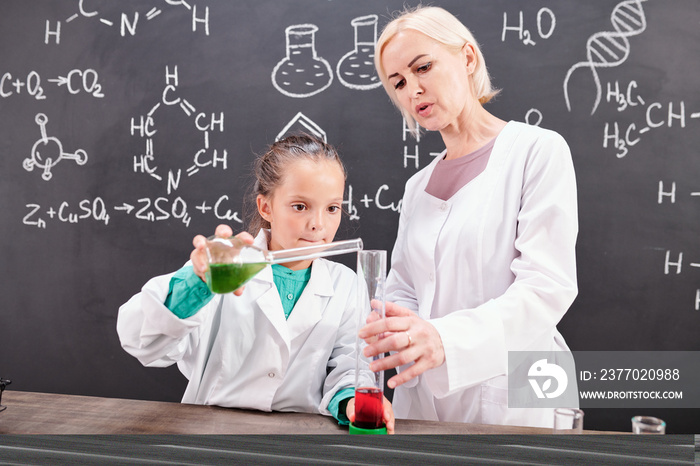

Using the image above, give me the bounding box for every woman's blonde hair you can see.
[374,5,500,137]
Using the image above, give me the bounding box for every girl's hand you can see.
[358,301,445,389]
[381,395,395,434]
[190,225,255,296]
[346,396,395,435]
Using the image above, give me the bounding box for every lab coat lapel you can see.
[254,267,291,344]
[250,229,291,343]
[286,259,334,341]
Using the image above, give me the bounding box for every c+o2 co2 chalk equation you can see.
[1,69,104,100]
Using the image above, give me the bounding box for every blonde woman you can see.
[359,6,578,428]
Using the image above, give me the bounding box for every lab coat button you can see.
[268,372,275,378]
[429,273,435,281]
[440,202,448,211]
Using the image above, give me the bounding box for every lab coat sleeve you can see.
[116,265,219,370]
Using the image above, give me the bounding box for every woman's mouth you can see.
[416,103,432,117]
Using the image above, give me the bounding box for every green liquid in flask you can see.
[206,262,268,294]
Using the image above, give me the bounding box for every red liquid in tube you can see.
[354,387,383,429]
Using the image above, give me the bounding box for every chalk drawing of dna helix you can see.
[563,0,647,114]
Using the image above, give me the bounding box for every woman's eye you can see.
[417,62,431,73]
[393,79,405,90]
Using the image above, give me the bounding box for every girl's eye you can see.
[292,204,306,212]
[328,205,341,213]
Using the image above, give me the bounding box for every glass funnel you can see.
[205,237,363,294]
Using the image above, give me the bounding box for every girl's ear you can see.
[257,194,273,222]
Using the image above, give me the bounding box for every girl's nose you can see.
[310,212,324,231]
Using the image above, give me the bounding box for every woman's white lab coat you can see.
[387,121,578,428]
[117,231,372,415]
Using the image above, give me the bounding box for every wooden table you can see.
[3,392,691,464]
[1,390,576,435]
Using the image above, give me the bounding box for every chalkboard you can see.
[1,0,698,433]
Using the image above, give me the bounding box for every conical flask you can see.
[205,237,363,294]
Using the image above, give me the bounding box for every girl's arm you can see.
[116,266,217,370]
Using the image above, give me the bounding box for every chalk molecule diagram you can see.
[563,0,647,115]
[130,65,228,194]
[44,0,211,44]
[23,113,88,181]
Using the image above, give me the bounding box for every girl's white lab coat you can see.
[387,121,579,428]
[117,231,372,415]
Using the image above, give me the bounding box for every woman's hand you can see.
[346,395,395,435]
[358,301,446,389]
[190,224,255,296]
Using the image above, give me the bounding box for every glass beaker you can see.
[271,24,333,98]
[350,249,387,435]
[632,416,666,434]
[553,407,584,433]
[336,14,381,90]
[205,237,362,294]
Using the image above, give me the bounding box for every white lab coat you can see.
[387,121,578,428]
[117,231,373,415]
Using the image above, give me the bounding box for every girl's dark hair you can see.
[245,133,347,234]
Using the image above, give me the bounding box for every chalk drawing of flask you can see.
[336,14,381,90]
[272,24,333,98]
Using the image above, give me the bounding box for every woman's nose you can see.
[408,77,423,98]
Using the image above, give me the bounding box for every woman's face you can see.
[381,29,476,133]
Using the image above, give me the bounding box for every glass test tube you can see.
[268,238,363,264]
[351,250,387,434]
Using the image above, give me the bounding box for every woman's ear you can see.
[462,42,477,74]
[257,194,273,222]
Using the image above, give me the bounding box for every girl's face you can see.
[381,29,477,134]
[257,158,345,269]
